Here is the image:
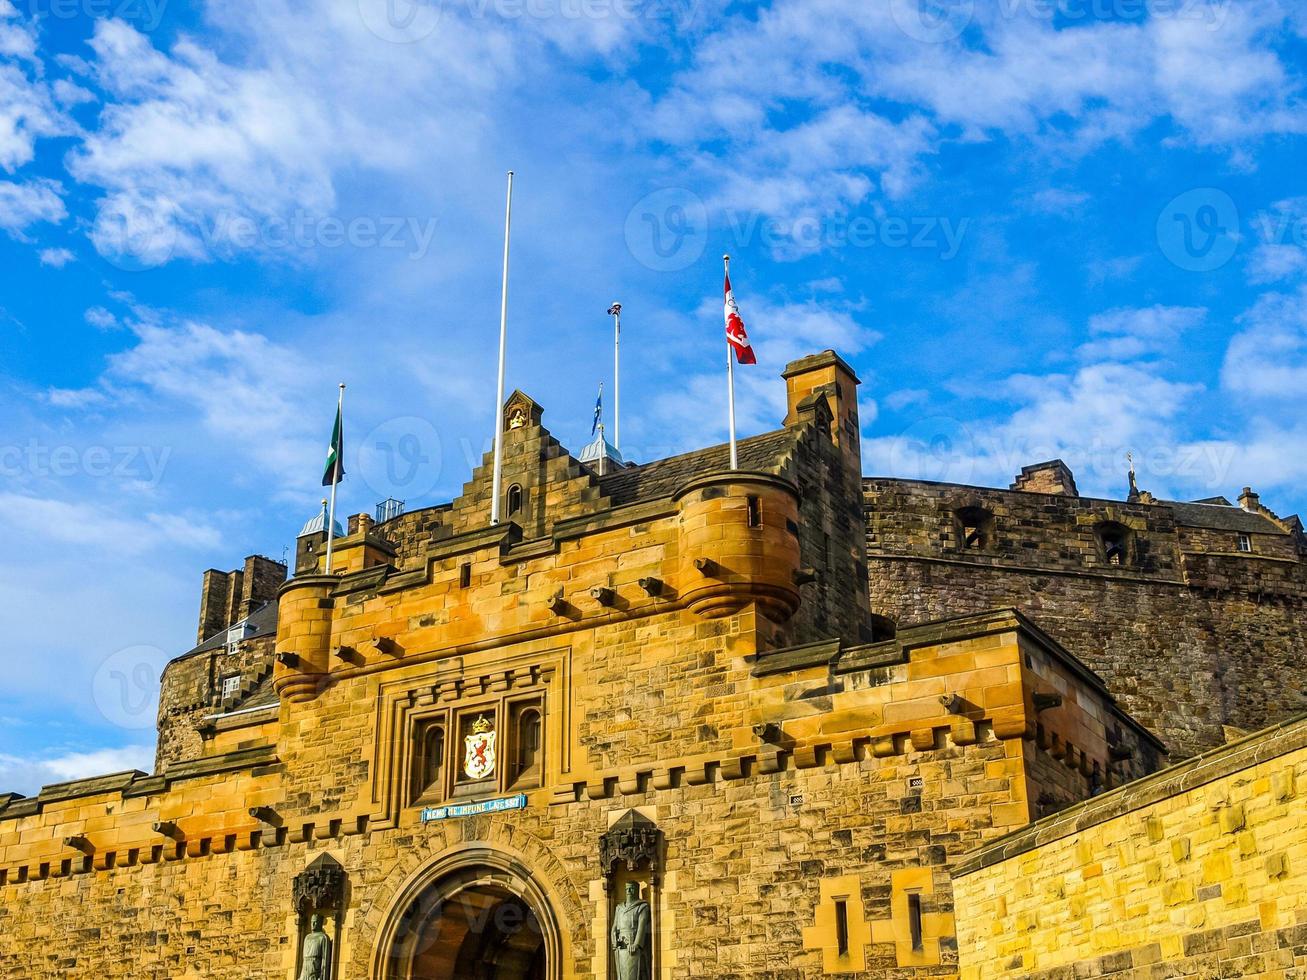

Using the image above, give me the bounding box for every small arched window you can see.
[411,722,445,804]
[507,483,524,516]
[869,614,897,642]
[511,704,543,787]
[954,506,995,551]
[1096,522,1133,567]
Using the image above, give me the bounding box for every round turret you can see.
[272,574,337,703]
[674,471,802,621]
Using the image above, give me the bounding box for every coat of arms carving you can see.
[463,715,496,780]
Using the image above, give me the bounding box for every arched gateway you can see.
[373,850,565,980]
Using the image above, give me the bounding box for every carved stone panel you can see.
[293,854,345,913]
[599,810,663,880]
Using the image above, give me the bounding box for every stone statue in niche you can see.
[610,880,652,980]
[297,913,332,980]
[507,407,527,430]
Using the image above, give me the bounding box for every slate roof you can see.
[1166,500,1286,535]
[597,429,797,507]
[177,599,279,662]
[234,674,278,711]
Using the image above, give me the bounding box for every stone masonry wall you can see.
[952,714,1307,980]
[863,477,1307,758]
[0,611,1113,980]
[155,633,276,770]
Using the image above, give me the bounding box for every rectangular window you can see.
[834,898,849,957]
[746,495,762,529]
[907,893,924,952]
[1238,534,1252,553]
[220,674,240,699]
[459,562,471,588]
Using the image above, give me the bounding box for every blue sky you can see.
[1,0,1306,794]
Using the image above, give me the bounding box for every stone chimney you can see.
[197,556,288,644]
[1011,460,1079,497]
[782,350,862,474]
[238,555,287,621]
[1239,487,1261,512]
[197,569,236,645]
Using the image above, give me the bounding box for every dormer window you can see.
[1096,522,1134,566]
[954,506,995,551]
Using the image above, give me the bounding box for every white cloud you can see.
[37,245,73,266]
[1222,285,1307,401]
[0,9,66,172]
[84,305,117,329]
[0,177,64,235]
[0,745,155,797]
[0,493,219,556]
[637,0,1307,236]
[1028,188,1090,216]
[1247,243,1307,283]
[98,310,320,481]
[1077,305,1207,361]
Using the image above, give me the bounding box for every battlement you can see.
[864,462,1307,757]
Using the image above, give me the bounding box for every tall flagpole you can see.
[490,170,514,526]
[325,382,344,573]
[609,302,621,453]
[724,254,738,470]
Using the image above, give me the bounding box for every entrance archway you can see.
[374,850,563,980]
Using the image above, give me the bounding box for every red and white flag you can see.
[724,270,757,365]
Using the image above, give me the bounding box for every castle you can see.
[2,350,1304,978]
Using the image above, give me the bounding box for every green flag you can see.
[322,402,344,487]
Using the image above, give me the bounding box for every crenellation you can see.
[4,347,1304,978]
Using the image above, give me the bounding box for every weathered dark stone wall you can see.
[863,477,1307,758]
[155,632,276,770]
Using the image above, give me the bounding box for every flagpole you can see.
[609,301,621,453]
[490,170,514,526]
[724,254,738,470]
[325,382,344,574]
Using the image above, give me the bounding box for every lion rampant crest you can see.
[463,715,496,780]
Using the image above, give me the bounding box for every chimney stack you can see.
[1011,460,1079,497]
[782,350,862,474]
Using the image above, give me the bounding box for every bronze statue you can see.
[610,881,651,980]
[298,913,332,980]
